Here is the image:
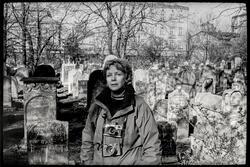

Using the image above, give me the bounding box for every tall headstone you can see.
[11,76,18,99]
[4,76,12,107]
[133,69,149,99]
[22,66,69,165]
[72,70,83,97]
[78,80,88,98]
[14,67,29,93]
[234,57,242,68]
[153,99,177,157]
[167,86,190,154]
[61,63,75,87]
[222,87,246,164]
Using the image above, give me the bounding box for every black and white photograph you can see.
[2,2,247,165]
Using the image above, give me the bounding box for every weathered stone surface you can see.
[167,88,189,151]
[14,67,29,93]
[194,92,222,111]
[157,121,177,156]
[23,78,59,148]
[72,70,82,97]
[133,69,149,99]
[27,120,69,165]
[4,76,12,107]
[61,63,75,87]
[11,76,18,99]
[78,80,88,98]
[24,83,57,122]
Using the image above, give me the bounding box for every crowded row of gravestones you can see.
[3,61,247,165]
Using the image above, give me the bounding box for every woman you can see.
[86,55,118,110]
[81,59,161,165]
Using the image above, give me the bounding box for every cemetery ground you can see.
[3,99,87,165]
[3,99,182,165]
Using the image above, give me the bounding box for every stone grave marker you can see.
[153,99,177,157]
[11,76,18,99]
[72,70,82,97]
[23,66,69,165]
[167,86,190,154]
[235,57,242,68]
[14,67,29,93]
[61,63,75,87]
[221,89,246,164]
[4,76,12,107]
[78,80,88,98]
[27,120,68,165]
[133,69,149,99]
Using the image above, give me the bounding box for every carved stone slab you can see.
[27,120,69,165]
[4,76,12,107]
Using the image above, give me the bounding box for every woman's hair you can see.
[103,58,133,84]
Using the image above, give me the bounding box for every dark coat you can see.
[81,89,161,165]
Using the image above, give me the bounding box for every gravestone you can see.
[194,92,222,111]
[68,68,81,94]
[11,76,18,99]
[22,65,69,165]
[72,70,82,97]
[133,69,149,102]
[167,86,190,154]
[4,76,12,107]
[153,99,177,156]
[27,120,68,165]
[78,80,88,98]
[165,74,176,96]
[147,68,167,109]
[61,63,75,87]
[221,89,246,164]
[234,57,242,68]
[14,67,29,93]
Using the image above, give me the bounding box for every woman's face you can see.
[106,65,126,91]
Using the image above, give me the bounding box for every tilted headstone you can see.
[167,86,190,152]
[4,76,12,107]
[190,89,246,164]
[22,66,69,165]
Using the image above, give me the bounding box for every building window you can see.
[178,27,183,36]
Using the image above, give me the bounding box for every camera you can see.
[103,124,123,157]
[103,143,122,157]
[103,124,123,137]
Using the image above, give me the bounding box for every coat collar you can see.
[95,86,135,120]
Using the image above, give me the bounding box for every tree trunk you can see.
[116,27,122,58]
[106,2,113,55]
[27,30,35,72]
[21,3,27,66]
[3,4,9,75]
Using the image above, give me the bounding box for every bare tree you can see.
[9,2,71,72]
